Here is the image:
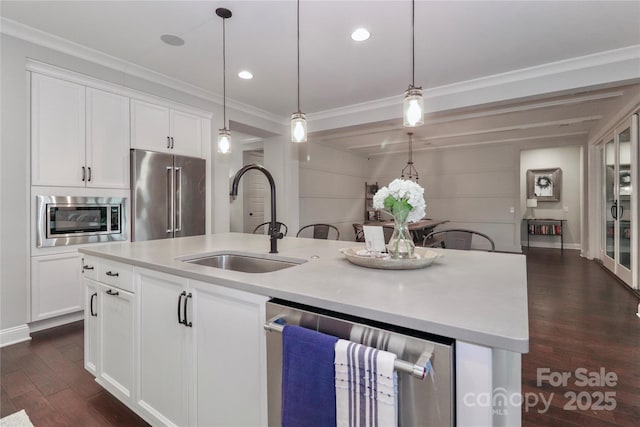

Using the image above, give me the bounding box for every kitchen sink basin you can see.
[179,251,306,273]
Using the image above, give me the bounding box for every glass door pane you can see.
[617,127,632,270]
[604,139,616,260]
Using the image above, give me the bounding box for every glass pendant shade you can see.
[403,87,424,127]
[217,128,231,154]
[291,112,307,143]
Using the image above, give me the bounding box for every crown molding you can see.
[309,45,640,124]
[1,17,283,125]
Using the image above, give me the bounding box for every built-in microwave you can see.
[36,195,127,248]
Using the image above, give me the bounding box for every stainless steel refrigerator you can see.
[130,149,205,242]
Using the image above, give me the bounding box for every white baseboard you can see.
[0,324,31,348]
[521,241,581,250]
[29,311,83,333]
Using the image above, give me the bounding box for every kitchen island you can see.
[80,233,528,427]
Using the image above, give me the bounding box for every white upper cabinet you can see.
[86,88,130,189]
[170,109,203,157]
[130,99,170,153]
[131,98,203,158]
[31,73,130,188]
[31,73,86,187]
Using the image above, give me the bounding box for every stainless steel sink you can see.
[179,251,306,273]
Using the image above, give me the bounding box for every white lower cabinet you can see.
[134,267,268,427]
[31,252,83,321]
[135,268,189,426]
[97,282,134,403]
[189,279,268,426]
[82,258,135,406]
[83,278,99,376]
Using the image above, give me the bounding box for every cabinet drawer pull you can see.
[178,291,186,325]
[90,292,97,316]
[170,136,174,149]
[83,265,95,271]
[105,271,119,277]
[82,166,86,182]
[106,289,119,296]
[167,136,171,149]
[87,166,92,182]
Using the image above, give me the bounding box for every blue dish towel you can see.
[282,325,340,427]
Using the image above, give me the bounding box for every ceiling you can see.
[1,1,639,152]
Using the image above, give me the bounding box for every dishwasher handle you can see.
[264,317,433,380]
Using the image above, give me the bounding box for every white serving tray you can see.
[340,246,442,270]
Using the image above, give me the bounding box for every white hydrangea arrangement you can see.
[372,179,426,223]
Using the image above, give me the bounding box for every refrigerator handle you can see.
[175,167,182,232]
[167,166,175,233]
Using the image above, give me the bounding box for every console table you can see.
[525,218,567,250]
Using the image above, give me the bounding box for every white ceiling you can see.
[1,0,639,151]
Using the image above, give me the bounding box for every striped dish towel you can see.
[334,340,398,427]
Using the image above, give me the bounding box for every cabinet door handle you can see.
[183,292,193,327]
[82,166,86,182]
[106,289,119,296]
[170,136,174,149]
[178,291,186,325]
[90,292,97,317]
[87,167,92,182]
[105,271,119,277]
[167,136,171,149]
[83,265,94,271]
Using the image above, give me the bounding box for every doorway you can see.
[599,114,638,288]
[243,150,265,234]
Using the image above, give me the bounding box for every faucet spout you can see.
[230,164,283,253]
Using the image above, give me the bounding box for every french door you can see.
[601,114,638,288]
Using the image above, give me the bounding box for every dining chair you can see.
[296,224,340,240]
[253,222,288,236]
[423,229,495,252]
[352,224,365,242]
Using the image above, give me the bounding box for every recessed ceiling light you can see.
[238,70,253,80]
[351,28,370,42]
[160,34,185,46]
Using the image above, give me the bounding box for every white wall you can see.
[368,144,522,252]
[520,146,582,249]
[298,143,370,241]
[0,33,285,332]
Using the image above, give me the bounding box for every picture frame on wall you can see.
[527,168,562,202]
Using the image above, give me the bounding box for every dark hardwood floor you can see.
[1,248,638,426]
[522,248,640,426]
[0,322,149,426]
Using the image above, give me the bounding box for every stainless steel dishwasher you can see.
[265,299,455,426]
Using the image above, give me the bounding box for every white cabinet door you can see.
[31,252,83,321]
[170,109,202,158]
[86,88,130,189]
[83,278,99,376]
[97,283,134,403]
[136,268,189,427]
[189,280,268,427]
[31,73,86,187]
[130,99,170,153]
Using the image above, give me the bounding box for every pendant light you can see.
[400,132,419,181]
[403,0,424,127]
[216,7,232,154]
[291,0,307,143]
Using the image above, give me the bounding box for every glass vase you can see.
[387,209,415,259]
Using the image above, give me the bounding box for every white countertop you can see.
[79,233,529,353]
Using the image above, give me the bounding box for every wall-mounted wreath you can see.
[527,168,562,202]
